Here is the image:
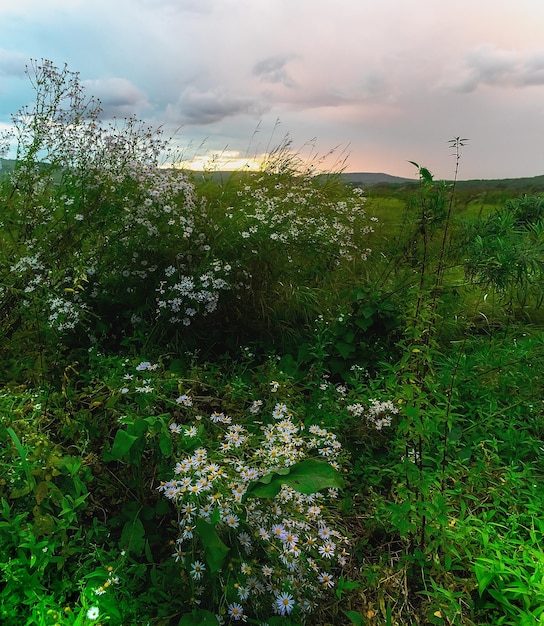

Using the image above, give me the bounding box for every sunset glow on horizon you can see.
[169,150,266,172]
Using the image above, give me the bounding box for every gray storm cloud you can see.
[83,78,150,117]
[252,55,297,88]
[450,44,544,92]
[167,86,269,125]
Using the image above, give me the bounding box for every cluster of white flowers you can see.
[155,261,233,325]
[46,294,87,332]
[230,175,373,264]
[158,398,349,622]
[347,398,399,430]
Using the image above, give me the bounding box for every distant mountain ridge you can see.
[340,172,416,185]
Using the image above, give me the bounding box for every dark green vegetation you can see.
[1,62,543,626]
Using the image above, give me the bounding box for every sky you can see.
[1,0,544,179]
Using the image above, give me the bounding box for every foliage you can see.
[1,62,543,626]
[0,60,376,376]
[461,194,544,312]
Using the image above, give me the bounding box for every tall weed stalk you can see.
[392,139,468,565]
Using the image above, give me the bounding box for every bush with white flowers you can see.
[159,396,349,623]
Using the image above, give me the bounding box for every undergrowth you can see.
[1,60,543,626]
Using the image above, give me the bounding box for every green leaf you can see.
[342,610,364,626]
[7,427,35,488]
[178,610,219,626]
[420,166,434,184]
[336,341,355,359]
[108,429,139,460]
[120,517,145,556]
[250,459,344,498]
[159,431,173,456]
[195,518,229,574]
[475,562,495,595]
[210,506,221,524]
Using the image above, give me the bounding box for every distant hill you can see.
[340,172,416,185]
[452,175,544,192]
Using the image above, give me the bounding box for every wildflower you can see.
[238,532,252,550]
[135,384,154,393]
[317,571,334,588]
[262,564,274,576]
[169,423,182,434]
[210,411,231,424]
[204,462,221,476]
[271,524,287,540]
[191,448,207,466]
[270,380,280,392]
[181,503,196,516]
[318,542,336,559]
[183,525,195,540]
[317,525,331,540]
[174,460,192,474]
[306,505,322,519]
[228,603,245,621]
[283,532,299,549]
[238,585,250,600]
[172,547,185,562]
[87,606,100,620]
[136,361,158,371]
[272,402,288,417]
[225,514,240,528]
[176,394,193,406]
[190,560,206,580]
[275,592,295,615]
[184,426,198,437]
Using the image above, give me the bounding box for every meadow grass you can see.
[1,61,543,625]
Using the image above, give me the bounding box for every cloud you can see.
[446,44,544,92]
[82,77,150,117]
[166,86,269,125]
[252,55,297,88]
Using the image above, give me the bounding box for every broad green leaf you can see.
[159,431,173,456]
[250,459,344,498]
[120,517,145,556]
[342,610,365,626]
[109,429,139,460]
[210,506,221,524]
[195,518,229,574]
[127,419,149,437]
